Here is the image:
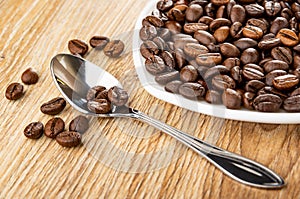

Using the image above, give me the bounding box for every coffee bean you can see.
[198,16,213,25]
[56,131,81,147]
[160,51,176,69]
[209,18,231,32]
[140,43,154,59]
[206,43,220,52]
[271,47,293,64]
[40,97,66,115]
[220,43,240,58]
[246,18,268,34]
[89,36,110,49]
[205,3,216,18]
[183,23,208,34]
[69,115,89,134]
[155,71,180,85]
[174,36,198,50]
[159,28,171,41]
[174,49,187,69]
[5,82,24,100]
[243,92,256,110]
[68,39,88,56]
[245,80,265,93]
[168,5,188,22]
[283,95,300,112]
[293,54,300,69]
[194,30,216,45]
[265,1,281,17]
[258,86,288,100]
[180,65,198,82]
[222,88,241,109]
[253,94,282,112]
[186,4,203,22]
[265,70,287,86]
[276,28,299,47]
[242,64,264,81]
[165,80,183,93]
[212,74,236,91]
[270,17,289,34]
[21,68,39,85]
[205,90,221,104]
[213,26,229,43]
[230,66,242,83]
[223,58,240,69]
[230,22,243,39]
[196,53,222,66]
[216,5,225,18]
[230,5,246,24]
[24,122,44,139]
[103,40,125,57]
[263,60,289,73]
[108,86,129,106]
[258,37,281,50]
[140,25,157,41]
[157,0,173,12]
[272,74,299,90]
[86,86,107,101]
[211,0,229,6]
[233,38,258,51]
[44,117,65,138]
[178,82,206,99]
[183,43,209,58]
[245,4,265,17]
[291,87,300,96]
[145,55,166,75]
[281,8,293,21]
[144,16,164,27]
[240,48,259,65]
[87,98,111,114]
[242,25,264,40]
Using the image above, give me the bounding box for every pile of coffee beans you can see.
[68,36,125,58]
[139,0,300,112]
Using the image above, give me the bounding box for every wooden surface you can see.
[0,0,299,198]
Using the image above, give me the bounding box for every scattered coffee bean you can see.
[222,88,241,109]
[108,86,129,106]
[69,115,89,134]
[5,82,24,100]
[103,40,125,57]
[87,98,111,114]
[68,39,88,56]
[89,36,110,49]
[86,86,107,101]
[21,68,39,85]
[44,117,65,138]
[24,122,44,139]
[165,80,182,93]
[40,97,66,115]
[180,65,198,82]
[56,131,81,147]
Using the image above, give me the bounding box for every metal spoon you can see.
[50,53,285,189]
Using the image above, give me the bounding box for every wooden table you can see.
[0,0,299,198]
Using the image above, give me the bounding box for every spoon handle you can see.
[130,109,285,188]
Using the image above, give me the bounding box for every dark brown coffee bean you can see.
[86,86,106,101]
[203,65,229,80]
[174,36,198,50]
[245,4,265,17]
[271,47,293,64]
[180,65,198,82]
[87,98,111,114]
[140,43,154,59]
[230,66,242,83]
[265,1,281,17]
[245,80,265,93]
[211,0,229,6]
[44,117,65,138]
[194,30,216,45]
[183,43,209,58]
[68,39,88,56]
[240,48,259,65]
[230,22,243,39]
[205,90,221,104]
[196,53,222,67]
[220,43,240,58]
[216,5,226,18]
[209,18,231,32]
[24,122,44,139]
[291,87,300,96]
[144,16,164,27]
[230,5,246,24]
[143,40,159,55]
[281,8,293,21]
[160,51,176,69]
[206,43,220,53]
[222,88,241,109]
[157,0,173,12]
[145,55,166,75]
[246,18,268,34]
[258,86,288,99]
[259,57,273,67]
[226,0,236,17]
[179,82,206,99]
[140,25,157,41]
[205,3,216,18]
[233,38,258,51]
[242,25,264,40]
[273,74,299,90]
[165,80,183,93]
[21,68,39,85]
[212,75,236,91]
[155,71,180,85]
[223,58,240,69]
[108,86,129,106]
[183,23,208,34]
[198,16,213,25]
[89,36,110,49]
[283,95,300,112]
[213,26,229,43]
[56,131,81,147]
[159,28,171,41]
[265,70,287,86]
[40,97,66,115]
[289,17,299,33]
[103,40,125,57]
[276,28,299,47]
[270,17,289,34]
[243,92,256,110]
[186,4,203,22]
[174,49,187,69]
[253,94,282,112]
[69,115,89,134]
[168,5,188,22]
[258,37,281,50]
[242,64,264,81]
[293,54,300,69]
[263,60,289,73]
[5,82,24,100]
[153,37,166,51]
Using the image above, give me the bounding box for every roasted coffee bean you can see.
[226,0,236,16]
[262,33,275,40]
[293,54,300,69]
[240,48,259,65]
[44,117,65,138]
[209,18,231,32]
[40,97,66,115]
[145,55,166,75]
[259,57,273,66]
[245,4,265,17]
[265,70,287,86]
[242,64,264,81]
[144,16,164,27]
[21,68,39,85]
[153,37,166,51]
[87,98,111,114]
[143,40,159,55]
[203,65,229,80]
[245,80,265,93]
[230,22,243,39]
[159,28,171,41]
[157,0,173,12]
[276,28,299,47]
[258,86,288,99]
[174,37,198,49]
[89,36,110,49]
[283,95,300,112]
[211,0,229,6]
[155,71,180,84]
[281,8,293,21]
[216,5,226,18]
[289,17,298,33]
[160,51,176,69]
[242,25,264,40]
[258,37,281,50]
[230,5,246,24]
[212,75,236,91]
[186,4,203,22]
[233,38,258,51]
[108,86,129,106]
[103,40,125,57]
[198,16,213,25]
[271,47,293,64]
[183,23,208,34]
[174,49,187,69]
[253,94,282,112]
[24,122,44,139]
[179,82,206,99]
[69,115,89,134]
[243,92,256,110]
[230,66,242,83]
[223,58,240,69]
[194,30,216,45]
[205,3,216,18]
[56,131,81,147]
[265,1,281,17]
[222,88,241,109]
[152,9,167,20]
[168,5,188,22]
[263,60,289,73]
[291,87,300,96]
[272,74,299,90]
[246,18,268,34]
[206,43,220,52]
[184,43,209,58]
[86,86,106,101]
[220,43,240,58]
[213,26,230,43]
[140,43,154,59]
[68,39,88,56]
[5,82,24,100]
[270,17,289,34]
[180,65,198,82]
[165,80,183,93]
[140,25,157,41]
[196,53,222,66]
[205,90,221,104]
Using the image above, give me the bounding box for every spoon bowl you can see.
[50,53,285,189]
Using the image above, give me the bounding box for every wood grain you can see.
[0,0,299,198]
